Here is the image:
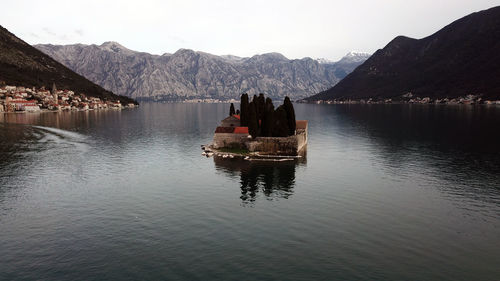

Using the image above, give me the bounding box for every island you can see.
[203,94,308,160]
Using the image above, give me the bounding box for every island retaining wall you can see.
[212,133,249,149]
[212,127,308,156]
[247,130,307,156]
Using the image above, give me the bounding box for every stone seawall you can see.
[212,133,249,149]
[247,131,307,156]
[296,129,307,153]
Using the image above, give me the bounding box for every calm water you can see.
[1,103,500,280]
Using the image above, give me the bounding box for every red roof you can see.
[11,100,36,104]
[215,127,235,133]
[296,120,308,130]
[233,127,249,134]
[233,114,240,120]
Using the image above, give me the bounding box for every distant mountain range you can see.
[0,25,136,104]
[35,43,369,101]
[306,6,500,102]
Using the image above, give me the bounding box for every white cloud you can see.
[75,29,84,36]
[2,0,499,60]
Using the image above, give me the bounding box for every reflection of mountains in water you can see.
[332,105,500,197]
[214,155,306,203]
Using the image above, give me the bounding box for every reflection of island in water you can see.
[214,153,306,203]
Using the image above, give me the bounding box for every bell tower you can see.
[51,82,58,104]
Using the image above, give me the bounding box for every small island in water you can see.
[203,94,307,160]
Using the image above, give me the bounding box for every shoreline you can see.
[1,107,135,114]
[299,100,500,105]
[201,144,305,162]
[130,100,500,105]
[304,102,500,105]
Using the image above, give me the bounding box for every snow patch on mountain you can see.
[316,52,371,65]
[341,51,371,63]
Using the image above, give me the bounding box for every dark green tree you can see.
[283,96,296,136]
[240,93,249,126]
[229,103,235,116]
[248,101,259,138]
[262,97,274,137]
[252,94,258,103]
[257,93,265,120]
[273,105,289,137]
[252,95,259,121]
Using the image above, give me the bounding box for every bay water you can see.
[1,103,499,280]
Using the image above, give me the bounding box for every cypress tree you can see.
[240,93,249,126]
[229,103,235,116]
[262,97,274,137]
[283,96,296,136]
[248,101,259,138]
[252,94,258,103]
[258,93,265,120]
[273,105,289,137]
[261,98,269,136]
[252,95,259,121]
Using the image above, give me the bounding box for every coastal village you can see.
[311,93,500,105]
[0,83,136,113]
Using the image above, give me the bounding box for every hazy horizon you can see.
[3,0,500,61]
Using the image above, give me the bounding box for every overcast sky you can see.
[3,0,499,60]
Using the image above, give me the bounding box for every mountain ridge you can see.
[0,25,137,104]
[306,6,500,102]
[35,43,369,101]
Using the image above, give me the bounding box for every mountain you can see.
[318,52,371,79]
[307,6,500,102]
[35,43,368,101]
[0,26,136,104]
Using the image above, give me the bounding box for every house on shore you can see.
[220,114,241,127]
[9,100,40,112]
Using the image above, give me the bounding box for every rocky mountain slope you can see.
[306,6,500,102]
[35,43,368,101]
[0,25,136,104]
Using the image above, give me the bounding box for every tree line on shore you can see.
[229,93,296,138]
